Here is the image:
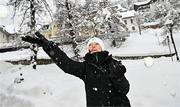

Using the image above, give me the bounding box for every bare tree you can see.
[8,0,53,69]
[150,0,180,61]
[54,0,87,61]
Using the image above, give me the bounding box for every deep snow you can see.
[0,29,180,107]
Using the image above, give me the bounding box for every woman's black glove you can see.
[108,61,126,79]
[22,32,58,51]
[22,32,48,46]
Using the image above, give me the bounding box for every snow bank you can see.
[124,58,180,107]
[0,61,14,73]
[0,63,86,107]
[0,57,180,107]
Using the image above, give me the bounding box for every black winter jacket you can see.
[43,43,131,107]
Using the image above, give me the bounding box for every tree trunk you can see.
[65,0,80,61]
[169,26,179,61]
[167,36,173,61]
[138,25,141,35]
[30,0,38,69]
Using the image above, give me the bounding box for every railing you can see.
[6,53,175,65]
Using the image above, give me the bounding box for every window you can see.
[131,19,133,24]
[124,20,127,24]
[57,24,60,27]
[132,26,135,30]
[42,25,49,30]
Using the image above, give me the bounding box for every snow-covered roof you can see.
[134,0,151,6]
[97,7,111,20]
[0,27,11,36]
[120,10,137,19]
[133,0,153,11]
[102,8,111,16]
[116,4,127,12]
[141,21,160,26]
[164,19,173,25]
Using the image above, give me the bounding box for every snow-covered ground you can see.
[0,29,177,61]
[0,29,180,107]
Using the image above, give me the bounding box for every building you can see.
[79,24,96,37]
[106,4,138,33]
[134,0,158,11]
[0,27,16,43]
[141,21,160,29]
[120,10,139,32]
[99,0,110,8]
[40,21,60,39]
[133,0,164,30]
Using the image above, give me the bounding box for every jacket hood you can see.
[84,51,112,65]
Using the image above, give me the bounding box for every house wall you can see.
[122,18,139,32]
[0,27,18,44]
[40,21,60,39]
[41,30,52,39]
[79,26,95,37]
[0,31,8,43]
[51,21,60,38]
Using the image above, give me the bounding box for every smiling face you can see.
[88,42,103,54]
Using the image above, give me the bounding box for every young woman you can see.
[22,32,131,107]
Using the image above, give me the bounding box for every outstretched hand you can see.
[22,32,48,46]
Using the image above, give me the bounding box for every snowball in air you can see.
[144,57,154,67]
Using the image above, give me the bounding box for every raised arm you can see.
[42,41,85,78]
[22,32,85,78]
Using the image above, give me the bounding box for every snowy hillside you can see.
[0,29,180,107]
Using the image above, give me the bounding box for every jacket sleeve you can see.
[42,41,85,78]
[109,60,130,95]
